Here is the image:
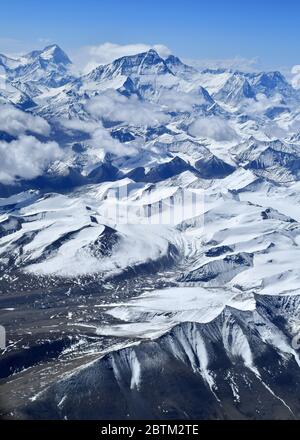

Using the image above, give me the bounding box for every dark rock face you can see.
[0,131,16,142]
[88,162,123,183]
[0,216,24,238]
[85,225,120,258]
[126,167,147,182]
[195,156,235,179]
[111,129,135,143]
[147,157,194,183]
[125,157,195,183]
[205,245,234,257]
[0,168,88,197]
[30,167,87,191]
[23,296,300,420]
[181,252,253,283]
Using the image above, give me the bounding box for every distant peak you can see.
[110,49,161,68]
[143,49,164,61]
[25,44,71,65]
[165,54,182,65]
[147,48,160,55]
[165,54,198,76]
[115,48,161,62]
[44,44,60,51]
[40,44,72,65]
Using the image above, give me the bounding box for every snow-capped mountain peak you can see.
[30,44,72,65]
[165,54,199,79]
[214,73,255,105]
[86,48,173,83]
[0,44,74,95]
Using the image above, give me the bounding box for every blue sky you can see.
[1,0,299,70]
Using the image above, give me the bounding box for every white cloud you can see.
[263,122,287,140]
[0,104,50,136]
[89,126,136,156]
[60,118,99,133]
[189,116,238,142]
[158,89,207,112]
[242,93,286,116]
[0,135,62,184]
[60,117,136,156]
[290,65,300,89]
[71,42,171,73]
[86,90,169,127]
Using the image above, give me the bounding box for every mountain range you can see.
[0,44,300,420]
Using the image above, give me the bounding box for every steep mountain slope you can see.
[25,296,300,420]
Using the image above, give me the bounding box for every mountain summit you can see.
[26,44,72,66]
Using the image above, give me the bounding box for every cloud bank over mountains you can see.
[188,116,238,142]
[1,41,300,186]
[0,105,50,137]
[0,105,62,183]
[0,135,62,184]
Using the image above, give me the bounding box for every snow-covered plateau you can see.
[0,44,300,419]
